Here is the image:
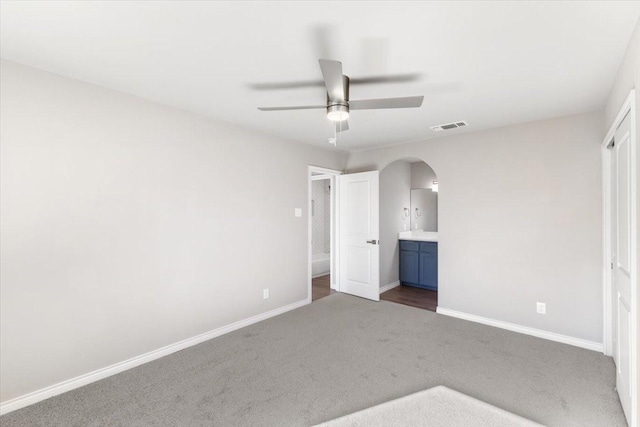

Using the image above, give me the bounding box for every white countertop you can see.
[398,231,438,242]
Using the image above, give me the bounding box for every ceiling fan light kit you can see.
[257,59,424,145]
[327,104,349,121]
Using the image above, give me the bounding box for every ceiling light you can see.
[327,104,349,122]
[327,111,349,121]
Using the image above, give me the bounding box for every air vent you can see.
[430,121,468,132]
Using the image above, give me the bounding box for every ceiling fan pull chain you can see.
[328,119,338,146]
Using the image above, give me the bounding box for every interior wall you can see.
[603,18,639,414]
[348,111,604,343]
[379,161,411,288]
[0,60,348,403]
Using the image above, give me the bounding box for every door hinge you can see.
[611,262,614,270]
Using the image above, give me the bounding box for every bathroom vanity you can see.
[398,231,438,291]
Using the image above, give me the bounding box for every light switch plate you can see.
[294,208,302,217]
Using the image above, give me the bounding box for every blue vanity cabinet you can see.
[418,242,438,290]
[399,240,438,290]
[400,242,420,283]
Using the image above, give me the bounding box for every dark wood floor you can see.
[380,284,438,312]
[313,276,436,311]
[312,274,336,301]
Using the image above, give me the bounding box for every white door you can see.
[338,171,380,301]
[611,110,633,422]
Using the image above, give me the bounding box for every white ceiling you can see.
[1,1,639,151]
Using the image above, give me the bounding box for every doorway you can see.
[308,166,341,302]
[378,159,439,312]
[309,167,382,303]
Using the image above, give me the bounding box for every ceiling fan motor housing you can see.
[327,75,350,121]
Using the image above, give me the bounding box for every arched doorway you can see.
[378,158,439,311]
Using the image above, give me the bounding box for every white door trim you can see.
[601,89,637,425]
[308,165,342,303]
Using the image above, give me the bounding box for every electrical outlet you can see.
[536,302,546,314]
[294,208,302,217]
[263,289,269,300]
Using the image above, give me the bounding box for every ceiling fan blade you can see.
[258,105,326,111]
[350,73,422,85]
[249,73,422,91]
[313,25,336,60]
[335,120,349,133]
[250,80,325,90]
[349,96,424,110]
[319,59,345,102]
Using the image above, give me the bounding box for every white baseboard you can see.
[380,281,400,294]
[0,298,309,416]
[436,307,603,353]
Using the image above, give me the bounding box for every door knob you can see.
[366,240,379,245]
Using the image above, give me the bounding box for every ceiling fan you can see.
[257,59,424,133]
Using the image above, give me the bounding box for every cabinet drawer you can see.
[420,242,438,253]
[399,240,420,251]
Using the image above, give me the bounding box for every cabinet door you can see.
[419,249,438,289]
[400,250,419,284]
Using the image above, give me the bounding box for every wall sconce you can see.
[415,207,422,217]
[404,207,410,218]
[432,180,439,192]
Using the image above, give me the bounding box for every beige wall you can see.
[348,111,604,343]
[0,60,347,402]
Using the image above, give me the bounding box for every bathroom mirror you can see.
[410,188,438,231]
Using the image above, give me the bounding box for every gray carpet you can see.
[0,293,626,426]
